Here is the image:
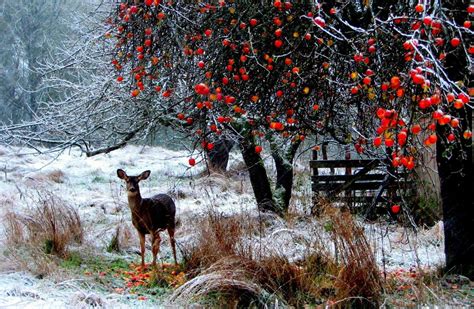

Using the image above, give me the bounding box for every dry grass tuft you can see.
[105,222,134,253]
[171,257,274,307]
[107,225,122,253]
[177,209,341,307]
[46,169,66,183]
[3,190,83,275]
[177,211,276,306]
[181,210,254,275]
[258,254,328,306]
[321,204,382,307]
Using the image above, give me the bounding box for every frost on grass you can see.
[3,190,83,277]
[0,145,452,306]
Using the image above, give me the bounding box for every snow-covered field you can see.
[0,144,446,307]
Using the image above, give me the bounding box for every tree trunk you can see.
[270,139,301,212]
[207,138,234,172]
[239,138,278,213]
[437,0,473,279]
[436,109,473,279]
[272,152,294,211]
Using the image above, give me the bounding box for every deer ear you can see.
[117,169,128,180]
[138,170,151,181]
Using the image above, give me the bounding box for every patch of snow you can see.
[0,271,159,308]
[0,144,447,306]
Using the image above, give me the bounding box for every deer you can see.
[117,169,177,269]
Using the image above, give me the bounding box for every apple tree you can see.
[106,0,473,277]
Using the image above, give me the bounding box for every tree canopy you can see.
[108,0,471,167]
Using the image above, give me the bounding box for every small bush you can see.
[4,190,83,264]
[46,169,66,183]
[107,226,121,253]
[413,191,441,226]
[322,205,382,307]
[177,210,339,307]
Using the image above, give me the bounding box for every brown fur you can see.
[117,169,177,267]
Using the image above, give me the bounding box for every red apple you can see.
[411,124,421,134]
[450,37,461,47]
[391,204,400,214]
[447,133,456,142]
[314,16,326,27]
[373,136,382,147]
[415,4,424,12]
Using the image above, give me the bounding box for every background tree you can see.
[0,1,185,155]
[0,0,91,123]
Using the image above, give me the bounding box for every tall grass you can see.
[323,205,382,307]
[3,190,83,275]
[172,204,382,307]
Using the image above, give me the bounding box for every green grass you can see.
[91,175,107,183]
[60,251,83,269]
[58,251,174,302]
[61,252,130,273]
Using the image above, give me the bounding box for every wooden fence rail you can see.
[310,154,414,216]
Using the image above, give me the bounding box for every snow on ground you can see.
[0,144,446,306]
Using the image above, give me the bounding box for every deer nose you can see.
[129,187,137,193]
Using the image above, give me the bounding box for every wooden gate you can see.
[310,151,414,215]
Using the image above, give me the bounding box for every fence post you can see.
[311,137,320,216]
[344,145,352,208]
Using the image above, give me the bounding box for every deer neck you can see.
[127,191,143,211]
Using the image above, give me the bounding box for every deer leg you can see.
[151,232,161,268]
[138,231,146,269]
[168,227,177,265]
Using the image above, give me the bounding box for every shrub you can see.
[413,188,441,226]
[46,169,66,183]
[4,190,83,270]
[176,210,340,307]
[322,205,382,307]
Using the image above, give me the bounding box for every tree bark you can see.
[270,139,301,212]
[239,138,278,213]
[207,138,234,172]
[272,152,294,211]
[436,0,473,279]
[436,129,473,278]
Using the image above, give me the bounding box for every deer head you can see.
[117,169,151,197]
